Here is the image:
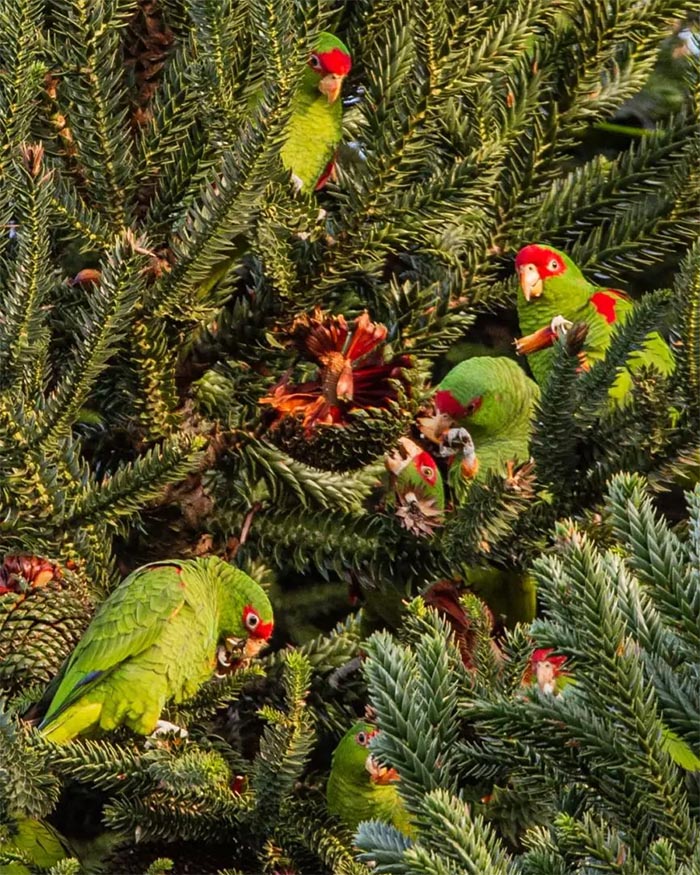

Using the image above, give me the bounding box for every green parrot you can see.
[281,31,352,193]
[419,357,539,496]
[384,436,445,536]
[0,818,71,872]
[197,32,352,296]
[514,243,675,401]
[326,721,415,838]
[38,557,273,744]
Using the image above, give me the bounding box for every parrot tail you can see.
[40,702,102,744]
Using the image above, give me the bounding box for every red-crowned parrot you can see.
[514,243,675,402]
[385,436,445,536]
[281,32,352,192]
[38,557,273,744]
[418,357,539,496]
[197,32,352,295]
[326,721,415,837]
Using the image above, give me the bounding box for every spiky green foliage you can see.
[1,0,700,869]
[357,474,700,871]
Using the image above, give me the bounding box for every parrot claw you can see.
[550,314,573,337]
[440,428,479,479]
[290,173,304,193]
[144,721,189,748]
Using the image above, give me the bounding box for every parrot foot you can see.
[290,173,304,193]
[550,314,573,337]
[144,720,189,748]
[440,428,479,478]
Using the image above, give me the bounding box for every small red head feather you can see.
[312,47,352,76]
[515,244,566,280]
[531,647,567,670]
[242,604,274,640]
[434,389,482,419]
[412,451,439,486]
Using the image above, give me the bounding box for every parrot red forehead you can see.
[515,244,565,279]
[413,451,438,485]
[531,647,567,669]
[242,604,274,640]
[315,48,352,76]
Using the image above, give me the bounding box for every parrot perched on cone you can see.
[514,243,675,402]
[326,721,415,838]
[385,436,445,536]
[418,357,539,497]
[38,557,273,744]
[281,32,352,192]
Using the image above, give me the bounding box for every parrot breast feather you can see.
[40,563,187,725]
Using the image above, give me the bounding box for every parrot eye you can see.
[548,258,560,271]
[421,464,435,480]
[309,54,322,70]
[244,610,260,631]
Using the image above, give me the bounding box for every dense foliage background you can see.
[0,0,699,872]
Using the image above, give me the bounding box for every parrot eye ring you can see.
[356,731,368,745]
[548,258,560,271]
[244,611,259,630]
[309,54,322,70]
[421,464,434,479]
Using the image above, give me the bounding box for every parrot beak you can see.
[216,635,268,676]
[243,636,268,659]
[386,436,423,475]
[365,754,400,785]
[515,324,556,355]
[318,73,345,104]
[518,263,543,301]
[417,412,454,444]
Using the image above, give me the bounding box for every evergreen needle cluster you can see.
[0,0,698,871]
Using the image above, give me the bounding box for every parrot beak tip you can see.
[319,74,344,104]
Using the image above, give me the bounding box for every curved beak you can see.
[518,263,543,302]
[365,754,400,785]
[318,73,345,104]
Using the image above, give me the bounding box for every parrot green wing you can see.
[40,562,187,726]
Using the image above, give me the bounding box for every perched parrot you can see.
[0,818,71,872]
[38,557,273,744]
[326,721,415,838]
[419,357,539,496]
[281,32,352,192]
[514,243,675,401]
[196,32,352,297]
[384,436,445,536]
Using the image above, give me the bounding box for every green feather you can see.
[326,722,415,838]
[0,818,71,870]
[38,557,272,743]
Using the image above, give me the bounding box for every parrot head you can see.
[385,437,445,534]
[305,32,352,104]
[515,244,589,308]
[331,721,400,787]
[427,357,533,440]
[385,436,442,496]
[217,568,274,670]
